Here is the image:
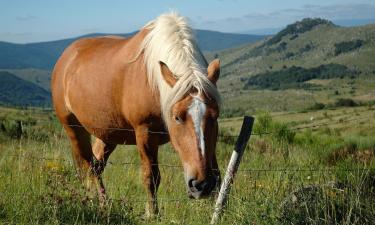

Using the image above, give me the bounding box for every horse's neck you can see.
[117,30,164,124]
[119,28,149,62]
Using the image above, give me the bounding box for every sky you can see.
[1,0,375,43]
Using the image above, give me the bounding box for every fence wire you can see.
[1,113,374,205]
[16,113,372,138]
[4,154,374,173]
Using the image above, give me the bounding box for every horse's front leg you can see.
[92,138,116,204]
[135,126,161,218]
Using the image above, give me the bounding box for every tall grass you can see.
[0,109,374,224]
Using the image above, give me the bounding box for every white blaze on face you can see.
[188,96,207,156]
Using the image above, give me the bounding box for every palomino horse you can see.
[51,12,221,217]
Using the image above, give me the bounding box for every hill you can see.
[208,18,375,116]
[0,71,51,106]
[217,18,375,77]
[0,68,51,91]
[2,18,375,111]
[0,30,265,70]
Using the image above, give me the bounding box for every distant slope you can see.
[216,18,375,78]
[0,30,265,70]
[0,68,51,91]
[209,18,375,115]
[194,30,265,51]
[0,71,50,106]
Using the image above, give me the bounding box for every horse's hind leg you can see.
[92,138,116,201]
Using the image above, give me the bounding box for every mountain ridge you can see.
[0,29,265,70]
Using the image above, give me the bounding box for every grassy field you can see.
[0,106,375,224]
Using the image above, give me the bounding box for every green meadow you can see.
[0,105,374,224]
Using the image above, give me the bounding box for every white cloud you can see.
[16,15,37,21]
[194,4,375,32]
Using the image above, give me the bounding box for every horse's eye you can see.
[174,116,183,124]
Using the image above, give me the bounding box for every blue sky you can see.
[1,0,375,43]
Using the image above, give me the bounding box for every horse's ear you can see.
[207,59,220,85]
[159,61,177,87]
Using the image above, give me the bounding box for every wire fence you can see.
[63,113,375,137]
[4,154,375,173]
[2,113,374,172]
[1,114,375,205]
[8,113,373,141]
[2,152,374,205]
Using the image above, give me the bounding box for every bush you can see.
[273,123,296,144]
[245,64,356,90]
[309,102,326,110]
[334,39,364,56]
[299,43,313,54]
[334,98,358,107]
[254,111,295,144]
[0,119,23,139]
[254,112,273,135]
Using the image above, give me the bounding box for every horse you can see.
[51,12,221,217]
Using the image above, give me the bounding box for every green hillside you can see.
[0,68,51,91]
[0,71,51,106]
[209,18,375,116]
[0,30,264,70]
[215,19,375,76]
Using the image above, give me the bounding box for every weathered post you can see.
[15,120,23,139]
[211,116,254,224]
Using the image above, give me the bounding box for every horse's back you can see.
[51,35,129,111]
[52,36,132,137]
[51,32,164,144]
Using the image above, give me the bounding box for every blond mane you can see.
[139,12,221,126]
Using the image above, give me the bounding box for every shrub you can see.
[245,64,356,90]
[284,52,294,59]
[254,111,295,144]
[299,43,313,54]
[334,98,358,107]
[254,112,273,135]
[309,102,326,110]
[0,119,23,139]
[273,123,296,144]
[334,39,364,56]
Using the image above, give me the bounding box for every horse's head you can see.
[159,59,221,199]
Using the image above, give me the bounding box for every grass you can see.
[0,107,374,224]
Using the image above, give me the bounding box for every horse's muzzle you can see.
[187,174,220,199]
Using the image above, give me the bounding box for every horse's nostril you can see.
[191,179,208,192]
[188,179,195,188]
[192,180,200,188]
[188,178,203,192]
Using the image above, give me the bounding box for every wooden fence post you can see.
[211,116,254,224]
[15,120,23,139]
